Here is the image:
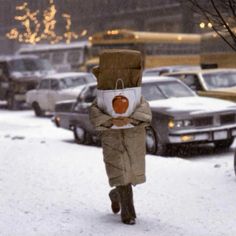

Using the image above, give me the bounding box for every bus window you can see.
[52,52,64,64]
[68,50,83,64]
[40,52,51,60]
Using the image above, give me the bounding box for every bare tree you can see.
[186,0,236,51]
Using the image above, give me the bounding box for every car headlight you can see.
[168,119,192,129]
[168,120,175,128]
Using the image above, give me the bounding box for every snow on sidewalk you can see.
[0,110,236,236]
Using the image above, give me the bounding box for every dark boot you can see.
[117,184,136,225]
[109,188,120,214]
[128,184,136,219]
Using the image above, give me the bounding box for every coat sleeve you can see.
[89,99,113,131]
[129,96,152,126]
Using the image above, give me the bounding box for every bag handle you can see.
[115,78,125,90]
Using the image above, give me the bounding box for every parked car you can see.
[165,68,236,102]
[26,72,95,116]
[0,55,55,109]
[53,76,236,156]
[143,65,201,77]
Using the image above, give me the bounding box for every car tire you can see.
[73,126,92,145]
[214,138,234,149]
[146,126,157,155]
[146,127,170,156]
[32,102,44,117]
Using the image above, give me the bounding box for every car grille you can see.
[220,114,235,125]
[193,116,213,127]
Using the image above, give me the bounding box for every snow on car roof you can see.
[200,68,236,74]
[44,72,92,79]
[85,82,97,87]
[143,65,201,72]
[142,75,178,84]
[166,68,236,75]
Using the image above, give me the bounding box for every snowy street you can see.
[0,109,236,236]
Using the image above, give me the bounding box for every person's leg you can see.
[109,188,120,214]
[128,184,136,219]
[117,184,136,225]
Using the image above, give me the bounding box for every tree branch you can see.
[212,26,236,50]
[210,0,236,44]
[228,0,236,18]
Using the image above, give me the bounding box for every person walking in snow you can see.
[89,49,152,225]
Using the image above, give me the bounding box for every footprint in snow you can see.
[11,136,25,140]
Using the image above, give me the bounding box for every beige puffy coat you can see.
[90,97,152,187]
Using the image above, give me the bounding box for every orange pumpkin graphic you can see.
[112,95,129,114]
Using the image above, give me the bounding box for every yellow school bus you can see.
[87,29,201,70]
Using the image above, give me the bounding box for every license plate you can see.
[213,131,227,140]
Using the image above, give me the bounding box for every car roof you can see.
[142,75,179,84]
[44,72,93,79]
[144,65,201,72]
[166,68,236,75]
[78,76,179,86]
[84,82,97,88]
[17,40,88,53]
[200,68,236,74]
[70,77,177,88]
[0,54,39,62]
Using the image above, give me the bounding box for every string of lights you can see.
[6,0,79,44]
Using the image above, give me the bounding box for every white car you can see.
[26,72,95,116]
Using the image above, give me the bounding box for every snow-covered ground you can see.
[0,109,236,236]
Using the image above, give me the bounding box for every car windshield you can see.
[203,71,236,89]
[9,58,53,72]
[142,81,195,101]
[85,74,96,83]
[59,76,86,89]
[83,86,97,102]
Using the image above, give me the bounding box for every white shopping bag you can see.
[97,79,141,128]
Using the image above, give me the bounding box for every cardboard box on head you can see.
[94,49,143,128]
[93,49,143,90]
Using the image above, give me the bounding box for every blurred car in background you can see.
[26,72,95,116]
[17,41,89,72]
[165,69,236,102]
[53,76,236,156]
[143,65,201,76]
[143,76,236,155]
[0,55,55,109]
